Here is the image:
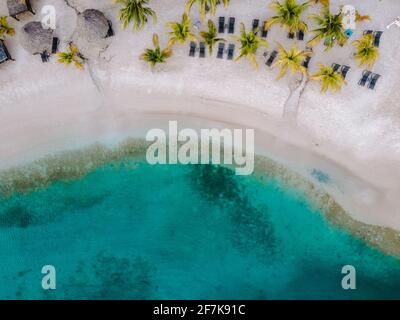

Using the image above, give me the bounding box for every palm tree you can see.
[113,0,157,31]
[265,0,310,34]
[234,23,268,69]
[352,33,379,69]
[167,13,197,47]
[0,16,15,38]
[186,0,230,21]
[273,43,310,79]
[308,7,347,50]
[200,20,225,54]
[140,33,172,68]
[57,44,85,70]
[311,64,346,92]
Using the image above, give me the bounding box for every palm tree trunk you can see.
[282,73,309,122]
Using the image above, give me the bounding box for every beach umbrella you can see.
[75,9,112,46]
[7,0,35,21]
[19,21,53,55]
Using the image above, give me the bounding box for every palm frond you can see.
[140,33,173,68]
[308,7,347,50]
[167,13,197,47]
[0,16,15,38]
[311,63,346,92]
[114,0,157,31]
[233,23,268,69]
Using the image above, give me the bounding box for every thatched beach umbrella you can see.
[19,21,53,56]
[75,9,113,45]
[7,0,35,21]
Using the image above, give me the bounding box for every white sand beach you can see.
[0,0,400,233]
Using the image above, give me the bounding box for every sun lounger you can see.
[217,42,225,59]
[358,70,372,86]
[107,20,114,37]
[373,31,383,47]
[302,56,311,69]
[340,65,350,79]
[331,63,341,72]
[297,30,304,41]
[189,41,196,57]
[227,43,235,60]
[261,21,268,38]
[51,37,60,54]
[288,32,295,39]
[368,73,381,89]
[0,40,13,64]
[40,51,50,63]
[199,42,206,58]
[363,29,373,35]
[252,19,260,34]
[218,17,225,33]
[266,50,278,67]
[228,17,235,34]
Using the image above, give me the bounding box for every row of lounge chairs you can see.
[263,51,379,90]
[221,17,303,41]
[363,30,383,47]
[217,42,235,60]
[358,70,381,89]
[189,41,206,58]
[288,30,305,41]
[189,41,235,60]
[332,63,351,79]
[251,19,268,38]
[219,17,269,38]
[218,17,236,34]
[265,49,311,68]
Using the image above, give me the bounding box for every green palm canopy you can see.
[185,0,230,21]
[234,23,268,69]
[265,0,310,34]
[273,43,311,79]
[140,33,172,68]
[311,64,347,92]
[167,13,197,47]
[114,0,157,31]
[352,34,379,69]
[200,20,225,54]
[308,7,347,50]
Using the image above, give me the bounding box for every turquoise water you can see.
[0,159,399,300]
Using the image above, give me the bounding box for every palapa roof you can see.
[75,9,109,45]
[19,21,53,55]
[7,0,30,17]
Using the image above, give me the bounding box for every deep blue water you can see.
[0,160,399,299]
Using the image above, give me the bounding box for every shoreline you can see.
[0,84,399,232]
[1,124,400,258]
[0,1,399,250]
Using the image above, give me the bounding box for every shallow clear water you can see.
[0,160,399,299]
